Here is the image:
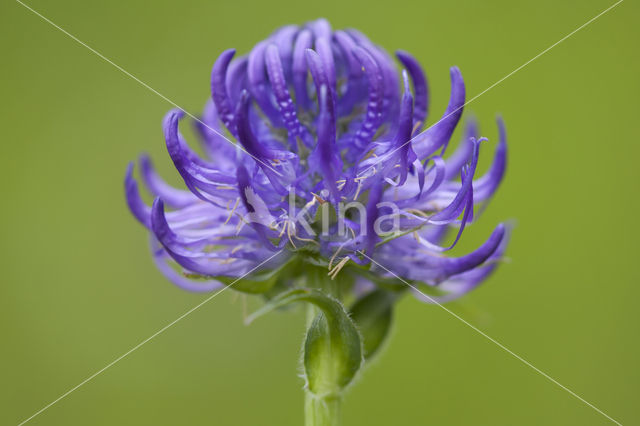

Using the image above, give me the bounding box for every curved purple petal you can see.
[292,29,313,110]
[265,43,309,147]
[412,66,466,160]
[124,162,151,228]
[396,50,429,130]
[352,46,383,150]
[474,117,507,200]
[150,237,224,292]
[211,48,237,135]
[139,154,196,208]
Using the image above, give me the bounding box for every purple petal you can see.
[124,162,151,228]
[348,29,398,118]
[236,165,283,250]
[315,37,336,95]
[210,48,237,135]
[333,30,362,116]
[352,46,383,150]
[139,154,196,208]
[422,156,447,198]
[439,223,505,277]
[333,30,361,78]
[271,24,298,76]
[225,56,248,105]
[444,118,477,181]
[396,50,429,131]
[163,109,237,206]
[474,117,507,200]
[265,44,308,146]
[247,41,281,124]
[393,70,415,184]
[429,138,481,224]
[310,18,331,39]
[305,48,329,89]
[150,237,223,292]
[310,85,341,202]
[151,198,251,276]
[412,67,466,160]
[364,182,383,256]
[292,29,313,110]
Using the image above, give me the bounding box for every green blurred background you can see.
[2,0,638,424]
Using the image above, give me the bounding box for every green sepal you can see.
[338,263,451,298]
[349,290,395,360]
[215,266,282,294]
[185,256,300,295]
[246,288,363,397]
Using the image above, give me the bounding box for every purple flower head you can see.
[125,19,509,302]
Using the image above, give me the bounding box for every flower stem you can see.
[304,391,342,426]
[303,268,344,426]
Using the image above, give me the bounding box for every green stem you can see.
[303,267,344,426]
[305,392,342,426]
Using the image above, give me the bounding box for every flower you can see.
[125,18,509,303]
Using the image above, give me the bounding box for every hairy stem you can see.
[305,392,342,426]
[303,268,344,426]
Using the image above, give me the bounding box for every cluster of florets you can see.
[125,18,508,303]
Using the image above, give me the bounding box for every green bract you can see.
[349,290,395,360]
[247,288,363,396]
